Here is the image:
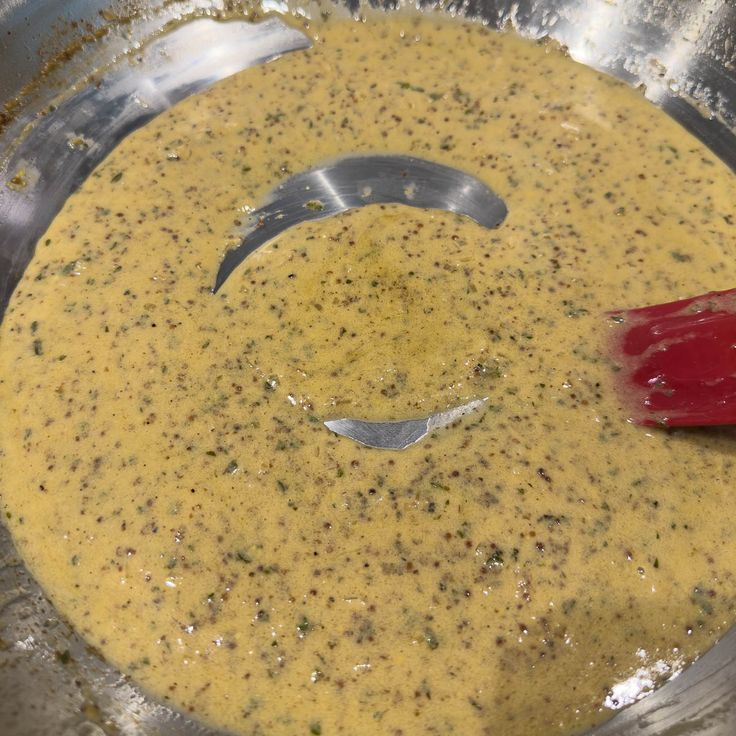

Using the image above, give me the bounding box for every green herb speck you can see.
[56,649,71,665]
[670,250,692,262]
[424,628,439,650]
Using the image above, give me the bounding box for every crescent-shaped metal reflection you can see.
[213,154,508,292]
[324,397,488,450]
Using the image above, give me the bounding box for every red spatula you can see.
[607,287,736,427]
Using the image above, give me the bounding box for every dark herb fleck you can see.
[486,549,504,569]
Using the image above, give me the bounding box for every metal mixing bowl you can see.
[1,1,735,734]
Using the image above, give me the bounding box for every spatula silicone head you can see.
[607,288,736,427]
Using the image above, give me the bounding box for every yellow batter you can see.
[1,10,736,736]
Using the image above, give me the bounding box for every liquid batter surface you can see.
[1,11,736,736]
